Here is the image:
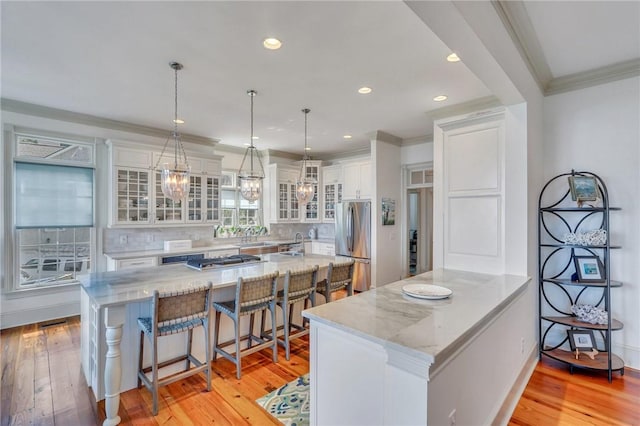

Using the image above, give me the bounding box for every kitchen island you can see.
[302,269,531,426]
[79,253,340,426]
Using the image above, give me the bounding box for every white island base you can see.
[303,269,534,426]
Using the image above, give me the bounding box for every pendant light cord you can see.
[173,65,179,169]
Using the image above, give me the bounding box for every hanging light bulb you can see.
[296,108,316,205]
[155,62,190,202]
[238,90,265,203]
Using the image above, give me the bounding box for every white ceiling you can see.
[523,1,640,78]
[2,2,638,157]
[1,1,490,156]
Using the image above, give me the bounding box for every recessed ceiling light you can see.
[263,38,282,50]
[305,147,311,151]
[343,135,352,140]
[252,136,259,140]
[358,87,372,94]
[243,143,251,147]
[447,53,460,62]
[173,119,185,124]
[433,95,448,102]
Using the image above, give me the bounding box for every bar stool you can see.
[316,260,355,303]
[262,265,319,360]
[137,283,212,415]
[212,271,279,379]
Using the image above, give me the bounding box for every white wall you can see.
[371,137,403,287]
[400,141,433,165]
[543,77,640,369]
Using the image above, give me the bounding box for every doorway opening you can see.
[405,165,433,277]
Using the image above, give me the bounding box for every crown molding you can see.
[426,96,502,121]
[369,130,403,146]
[493,0,552,92]
[493,1,640,96]
[319,146,371,162]
[401,135,433,146]
[544,59,640,96]
[1,98,219,146]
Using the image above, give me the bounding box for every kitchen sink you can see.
[238,242,276,248]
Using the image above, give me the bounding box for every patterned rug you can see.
[256,373,310,426]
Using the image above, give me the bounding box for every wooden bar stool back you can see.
[137,283,212,415]
[316,260,355,303]
[263,265,319,360]
[212,271,279,379]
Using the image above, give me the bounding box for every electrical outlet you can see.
[119,235,128,244]
[448,409,456,426]
[521,337,525,354]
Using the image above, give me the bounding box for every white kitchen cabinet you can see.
[110,256,157,271]
[108,140,221,227]
[301,160,322,222]
[342,160,371,200]
[266,164,301,223]
[311,241,335,256]
[322,165,342,222]
[112,167,151,225]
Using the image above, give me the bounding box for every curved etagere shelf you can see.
[540,243,621,249]
[538,170,624,382]
[541,316,624,331]
[542,348,625,373]
[540,207,621,212]
[542,278,622,288]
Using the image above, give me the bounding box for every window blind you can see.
[15,162,94,228]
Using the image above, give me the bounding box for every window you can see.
[12,131,95,290]
[17,227,92,288]
[220,171,261,228]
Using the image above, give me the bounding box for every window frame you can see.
[219,170,262,228]
[6,126,97,293]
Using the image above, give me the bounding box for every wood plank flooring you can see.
[2,316,638,425]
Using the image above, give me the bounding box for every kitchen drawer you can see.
[312,242,335,256]
[116,257,157,270]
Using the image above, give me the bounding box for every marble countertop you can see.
[80,253,343,308]
[302,269,530,368]
[104,238,336,260]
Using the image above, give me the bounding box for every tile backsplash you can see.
[104,226,215,253]
[104,223,335,253]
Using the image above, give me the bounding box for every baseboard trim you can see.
[614,343,640,371]
[491,344,538,426]
[0,301,79,329]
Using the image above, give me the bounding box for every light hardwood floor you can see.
[2,316,638,425]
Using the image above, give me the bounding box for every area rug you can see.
[256,373,310,426]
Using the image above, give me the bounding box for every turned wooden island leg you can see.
[104,306,125,426]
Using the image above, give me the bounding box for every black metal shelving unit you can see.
[538,170,624,382]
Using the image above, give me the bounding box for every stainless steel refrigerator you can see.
[335,200,371,292]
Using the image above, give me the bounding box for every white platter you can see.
[402,284,452,300]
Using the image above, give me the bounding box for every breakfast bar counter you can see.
[79,253,340,426]
[302,269,531,426]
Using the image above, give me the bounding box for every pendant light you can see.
[296,108,316,205]
[238,90,265,203]
[155,61,190,202]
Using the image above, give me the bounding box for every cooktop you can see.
[186,254,262,271]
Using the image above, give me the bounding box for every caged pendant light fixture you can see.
[238,90,265,203]
[155,61,190,202]
[296,108,315,205]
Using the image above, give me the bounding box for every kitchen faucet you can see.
[294,232,305,254]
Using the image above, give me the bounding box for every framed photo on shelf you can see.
[568,175,598,201]
[574,255,605,282]
[567,329,596,351]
